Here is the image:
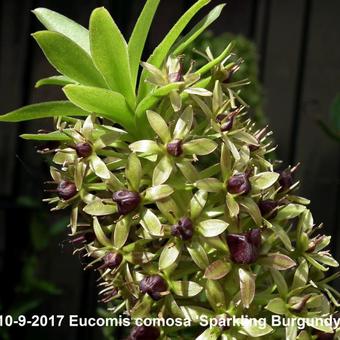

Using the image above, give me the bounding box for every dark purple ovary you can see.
[227,228,261,264]
[75,142,92,158]
[139,275,167,301]
[129,325,160,340]
[112,190,141,215]
[227,173,251,195]
[167,139,183,157]
[57,180,77,200]
[171,217,194,241]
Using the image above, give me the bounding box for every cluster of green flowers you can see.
[48,60,339,340]
[0,1,339,339]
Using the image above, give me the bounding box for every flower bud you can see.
[167,139,183,157]
[227,173,251,195]
[98,252,123,270]
[278,169,293,192]
[168,57,184,83]
[222,65,239,84]
[220,117,234,132]
[171,217,194,241]
[289,295,310,313]
[314,331,334,340]
[112,190,141,215]
[75,142,92,158]
[246,228,261,249]
[248,143,260,152]
[258,199,278,219]
[57,180,77,200]
[307,235,324,253]
[168,71,183,83]
[140,275,167,301]
[227,228,261,264]
[215,113,227,123]
[129,325,160,340]
[216,110,238,132]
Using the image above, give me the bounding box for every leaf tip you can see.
[31,7,44,16]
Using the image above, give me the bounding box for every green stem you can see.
[86,183,107,191]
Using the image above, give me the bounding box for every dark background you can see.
[0,0,339,339]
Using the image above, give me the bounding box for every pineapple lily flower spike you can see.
[1,1,339,339]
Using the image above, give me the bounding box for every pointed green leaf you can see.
[93,216,111,247]
[204,260,231,280]
[170,89,182,112]
[292,259,309,290]
[270,222,293,251]
[186,241,209,269]
[90,8,135,107]
[173,105,193,139]
[190,190,208,220]
[159,241,181,270]
[312,253,339,267]
[141,209,163,237]
[259,253,297,271]
[89,154,111,179]
[20,131,71,141]
[153,155,173,186]
[53,150,76,164]
[33,31,106,87]
[249,172,280,190]
[265,297,287,315]
[232,130,259,146]
[144,185,174,201]
[195,178,223,192]
[226,192,239,218]
[205,279,226,311]
[171,280,203,297]
[156,197,180,223]
[63,85,135,131]
[191,95,213,118]
[146,110,171,143]
[198,219,228,237]
[239,197,262,226]
[239,268,255,309]
[129,140,161,154]
[33,7,90,53]
[276,204,306,221]
[177,160,199,182]
[183,138,217,156]
[113,216,131,248]
[305,254,328,271]
[128,0,160,87]
[35,75,76,88]
[165,295,185,318]
[184,88,212,96]
[172,4,225,55]
[138,0,211,99]
[0,101,87,122]
[126,153,142,191]
[83,200,117,216]
[286,323,298,340]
